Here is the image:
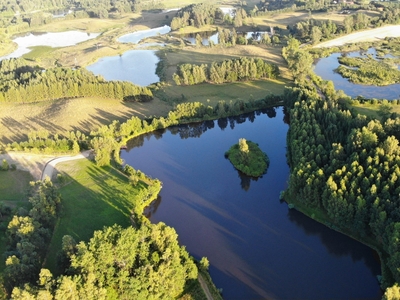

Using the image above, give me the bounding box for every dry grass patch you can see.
[0,98,171,145]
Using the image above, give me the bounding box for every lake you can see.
[118,25,171,44]
[313,48,400,100]
[0,31,99,61]
[86,49,160,86]
[121,107,381,299]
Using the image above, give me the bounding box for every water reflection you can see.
[287,208,381,279]
[313,48,400,100]
[121,108,381,299]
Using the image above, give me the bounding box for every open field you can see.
[44,159,146,274]
[0,98,171,145]
[315,25,400,48]
[350,102,400,120]
[157,79,287,106]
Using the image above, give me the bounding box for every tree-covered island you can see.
[225,138,270,177]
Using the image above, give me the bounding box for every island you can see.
[225,138,269,177]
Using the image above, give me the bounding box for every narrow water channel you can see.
[121,107,381,299]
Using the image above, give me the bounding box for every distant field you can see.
[351,102,400,120]
[44,159,146,274]
[0,98,171,144]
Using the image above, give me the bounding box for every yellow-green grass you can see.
[350,102,400,120]
[44,159,149,274]
[251,10,348,30]
[0,170,33,202]
[158,79,287,107]
[0,98,171,144]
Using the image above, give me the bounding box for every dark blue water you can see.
[313,48,400,100]
[121,107,381,299]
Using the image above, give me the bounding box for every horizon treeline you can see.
[0,58,153,103]
[173,57,280,86]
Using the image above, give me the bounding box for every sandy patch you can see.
[315,25,400,48]
[0,152,56,180]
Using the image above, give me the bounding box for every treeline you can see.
[0,58,153,103]
[170,3,223,30]
[3,180,61,294]
[288,7,400,45]
[173,57,279,86]
[282,37,400,293]
[5,129,88,154]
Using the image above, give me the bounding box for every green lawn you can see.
[350,102,400,120]
[44,159,156,274]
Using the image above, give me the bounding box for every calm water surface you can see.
[0,31,99,61]
[313,48,400,100]
[121,107,381,299]
[86,50,159,86]
[118,25,171,44]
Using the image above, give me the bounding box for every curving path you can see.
[40,150,92,181]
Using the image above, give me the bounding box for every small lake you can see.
[0,31,99,61]
[121,107,381,299]
[118,25,171,44]
[86,50,159,86]
[313,48,400,100]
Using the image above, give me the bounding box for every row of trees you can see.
[5,129,88,154]
[282,37,400,293]
[0,58,153,103]
[173,57,279,86]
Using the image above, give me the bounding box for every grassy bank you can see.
[44,158,160,274]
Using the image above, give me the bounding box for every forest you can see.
[0,58,153,103]
[282,37,400,294]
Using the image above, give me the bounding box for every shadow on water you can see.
[287,208,381,276]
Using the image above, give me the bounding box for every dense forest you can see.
[0,58,153,103]
[282,38,400,293]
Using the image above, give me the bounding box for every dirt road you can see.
[315,25,400,48]
[40,150,92,181]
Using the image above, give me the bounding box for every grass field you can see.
[350,102,400,120]
[44,159,151,274]
[0,98,171,144]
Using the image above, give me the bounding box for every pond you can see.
[86,49,159,86]
[121,107,381,299]
[313,48,400,100]
[118,25,171,44]
[0,31,99,61]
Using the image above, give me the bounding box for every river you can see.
[121,107,381,299]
